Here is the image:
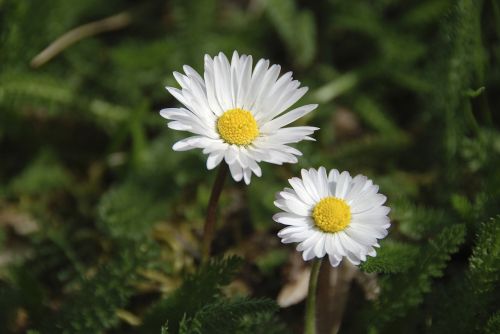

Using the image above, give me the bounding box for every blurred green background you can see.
[0,0,499,333]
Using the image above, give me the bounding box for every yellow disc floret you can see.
[217,108,259,145]
[312,197,351,233]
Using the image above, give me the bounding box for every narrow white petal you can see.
[302,246,316,261]
[301,169,321,202]
[236,55,252,108]
[297,231,322,252]
[345,226,378,246]
[335,171,352,199]
[228,161,243,182]
[204,55,224,116]
[288,177,316,206]
[206,151,225,170]
[328,254,342,267]
[243,167,252,184]
[243,59,269,110]
[313,234,327,257]
[277,225,310,238]
[328,169,340,181]
[264,85,308,121]
[344,175,368,203]
[250,64,281,112]
[183,65,205,88]
[260,104,317,133]
[351,194,387,214]
[281,228,315,243]
[345,250,361,265]
[224,146,238,164]
[350,222,389,239]
[331,233,346,256]
[317,167,329,198]
[356,205,390,216]
[273,212,312,226]
[274,198,311,216]
[172,136,208,151]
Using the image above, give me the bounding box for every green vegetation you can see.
[1,0,499,333]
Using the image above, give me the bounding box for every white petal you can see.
[302,246,316,261]
[300,169,321,202]
[273,212,312,226]
[265,126,319,144]
[356,205,391,216]
[274,198,311,216]
[260,104,317,133]
[206,151,225,170]
[297,231,322,252]
[183,65,205,88]
[331,233,346,256]
[224,146,238,164]
[345,250,361,265]
[344,175,368,203]
[228,161,243,181]
[236,55,252,107]
[328,254,342,267]
[288,177,316,206]
[243,167,252,184]
[277,225,310,238]
[351,194,387,214]
[335,171,352,199]
[351,214,390,226]
[264,85,308,122]
[350,222,389,239]
[344,226,378,246]
[327,169,340,194]
[204,55,224,116]
[243,59,269,110]
[250,64,281,112]
[281,228,315,243]
[338,232,364,259]
[214,52,233,110]
[317,167,329,198]
[172,136,207,151]
[313,234,327,257]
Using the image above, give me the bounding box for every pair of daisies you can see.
[160,51,390,267]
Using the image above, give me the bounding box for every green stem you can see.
[201,163,228,264]
[304,257,322,334]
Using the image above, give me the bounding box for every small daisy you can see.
[160,51,318,184]
[274,167,390,267]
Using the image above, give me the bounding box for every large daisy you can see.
[274,167,390,267]
[160,51,318,184]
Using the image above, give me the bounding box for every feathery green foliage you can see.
[369,225,466,326]
[53,241,158,333]
[178,298,278,334]
[142,256,282,333]
[1,0,499,332]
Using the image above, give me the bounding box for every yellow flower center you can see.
[217,108,259,145]
[312,197,351,233]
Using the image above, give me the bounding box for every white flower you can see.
[160,51,318,184]
[273,167,390,267]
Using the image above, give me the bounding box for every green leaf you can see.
[182,298,278,334]
[361,241,419,274]
[141,256,244,333]
[372,224,466,324]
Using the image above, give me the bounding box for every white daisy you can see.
[160,51,318,184]
[273,167,390,267]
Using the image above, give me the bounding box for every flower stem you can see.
[304,257,322,334]
[201,163,228,264]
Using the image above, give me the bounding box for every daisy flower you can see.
[274,167,390,267]
[160,51,318,184]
